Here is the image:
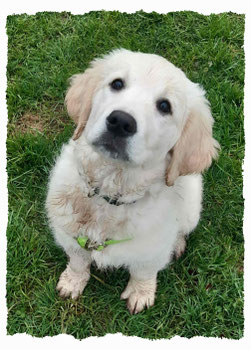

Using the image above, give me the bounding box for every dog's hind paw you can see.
[174,234,187,259]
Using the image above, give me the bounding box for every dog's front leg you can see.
[121,268,157,314]
[57,249,91,300]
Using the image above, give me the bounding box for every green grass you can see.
[6,11,244,339]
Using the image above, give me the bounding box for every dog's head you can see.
[65,49,219,185]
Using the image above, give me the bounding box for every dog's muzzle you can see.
[93,110,137,160]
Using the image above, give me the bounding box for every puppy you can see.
[46,49,219,314]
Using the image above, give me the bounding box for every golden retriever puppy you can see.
[46,49,219,314]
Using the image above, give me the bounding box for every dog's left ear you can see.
[65,61,103,140]
[166,85,220,186]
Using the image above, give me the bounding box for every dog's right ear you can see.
[65,63,102,140]
[165,84,220,186]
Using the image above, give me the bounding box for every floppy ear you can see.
[65,63,102,140]
[166,87,220,186]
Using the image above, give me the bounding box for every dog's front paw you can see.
[121,277,156,314]
[56,265,90,300]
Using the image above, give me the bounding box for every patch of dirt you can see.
[9,107,75,136]
[16,113,45,134]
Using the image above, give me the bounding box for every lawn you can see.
[6,11,245,339]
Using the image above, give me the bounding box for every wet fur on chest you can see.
[47,141,165,243]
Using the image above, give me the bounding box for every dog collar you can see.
[77,236,132,251]
[88,187,136,206]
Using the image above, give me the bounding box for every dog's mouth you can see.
[92,132,129,161]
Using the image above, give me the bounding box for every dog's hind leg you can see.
[173,233,187,259]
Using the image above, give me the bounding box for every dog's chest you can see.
[80,174,148,243]
[73,146,166,242]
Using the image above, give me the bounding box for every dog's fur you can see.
[46,49,219,314]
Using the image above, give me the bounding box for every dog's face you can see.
[66,49,219,185]
[84,51,188,166]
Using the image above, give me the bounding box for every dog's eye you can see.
[110,79,124,91]
[156,99,172,115]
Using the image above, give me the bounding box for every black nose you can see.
[106,110,137,137]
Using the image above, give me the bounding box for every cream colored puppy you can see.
[46,49,219,314]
